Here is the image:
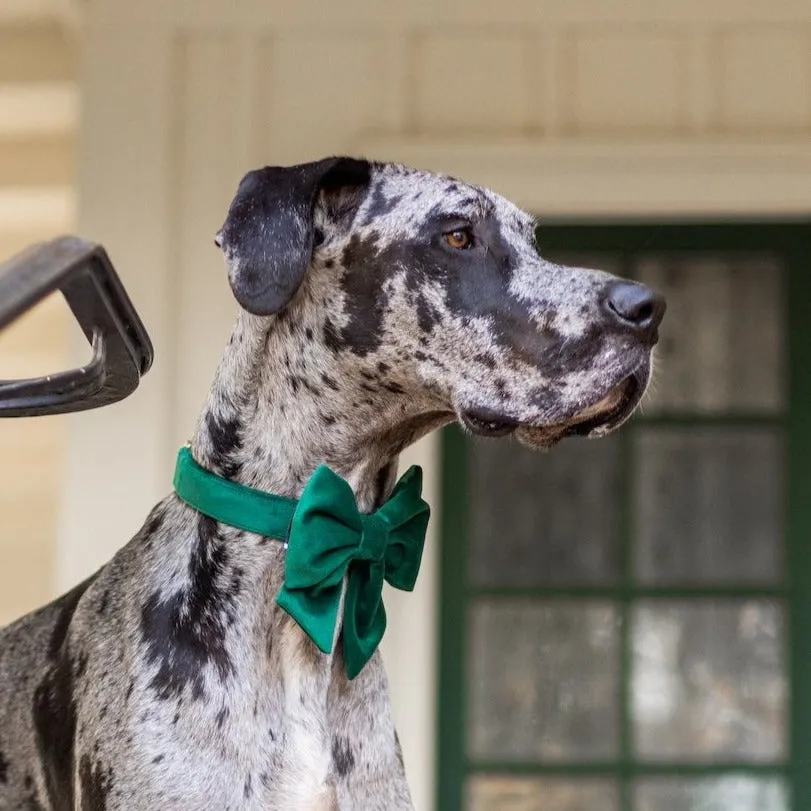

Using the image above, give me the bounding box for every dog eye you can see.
[443,229,473,250]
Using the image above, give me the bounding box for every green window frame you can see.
[437,222,811,811]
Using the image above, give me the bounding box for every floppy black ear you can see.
[217,156,372,315]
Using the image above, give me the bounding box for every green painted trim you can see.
[437,424,470,811]
[466,586,789,599]
[465,761,789,777]
[787,230,811,810]
[628,414,784,428]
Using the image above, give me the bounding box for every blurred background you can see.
[1,1,810,810]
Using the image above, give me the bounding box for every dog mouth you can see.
[460,369,646,446]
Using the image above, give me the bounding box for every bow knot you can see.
[357,513,389,563]
[275,464,430,679]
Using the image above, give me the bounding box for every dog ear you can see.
[217,157,371,316]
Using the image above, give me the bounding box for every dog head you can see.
[216,157,665,448]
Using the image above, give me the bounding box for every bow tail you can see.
[342,562,387,680]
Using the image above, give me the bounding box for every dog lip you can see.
[459,408,519,438]
[563,370,644,437]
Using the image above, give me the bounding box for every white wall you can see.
[60,2,811,808]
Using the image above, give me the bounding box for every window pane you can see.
[635,253,784,413]
[468,776,618,811]
[469,437,620,586]
[635,776,789,811]
[468,600,619,761]
[634,428,784,585]
[632,600,787,761]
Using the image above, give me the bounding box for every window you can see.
[438,224,811,811]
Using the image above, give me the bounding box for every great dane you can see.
[0,157,664,810]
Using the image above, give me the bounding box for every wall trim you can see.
[85,0,811,28]
[357,137,811,218]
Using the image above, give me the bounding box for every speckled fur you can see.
[0,158,662,810]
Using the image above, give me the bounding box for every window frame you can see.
[436,221,811,811]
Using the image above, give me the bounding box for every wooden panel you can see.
[0,24,76,83]
[720,27,811,131]
[0,137,74,187]
[85,0,811,28]
[413,32,532,134]
[257,33,390,162]
[359,138,811,216]
[570,27,686,132]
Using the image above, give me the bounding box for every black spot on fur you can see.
[0,750,8,783]
[373,464,395,509]
[96,590,109,616]
[33,656,77,809]
[363,184,402,223]
[320,372,339,391]
[244,774,252,799]
[146,505,165,536]
[415,292,440,334]
[475,353,497,370]
[332,736,355,778]
[46,575,96,660]
[78,755,113,811]
[125,679,134,702]
[205,412,243,478]
[323,318,343,353]
[152,755,164,764]
[384,381,405,394]
[338,233,389,356]
[31,575,98,810]
[139,516,237,701]
[215,707,229,729]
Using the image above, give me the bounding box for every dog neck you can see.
[188,308,449,513]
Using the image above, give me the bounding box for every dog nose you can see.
[605,281,666,335]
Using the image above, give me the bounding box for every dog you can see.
[0,157,664,810]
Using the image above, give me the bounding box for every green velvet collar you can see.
[173,446,430,679]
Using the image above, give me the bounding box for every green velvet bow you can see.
[173,446,430,679]
[277,464,430,679]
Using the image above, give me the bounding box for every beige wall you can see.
[0,21,76,625]
[0,1,809,807]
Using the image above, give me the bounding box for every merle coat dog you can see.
[0,157,664,810]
